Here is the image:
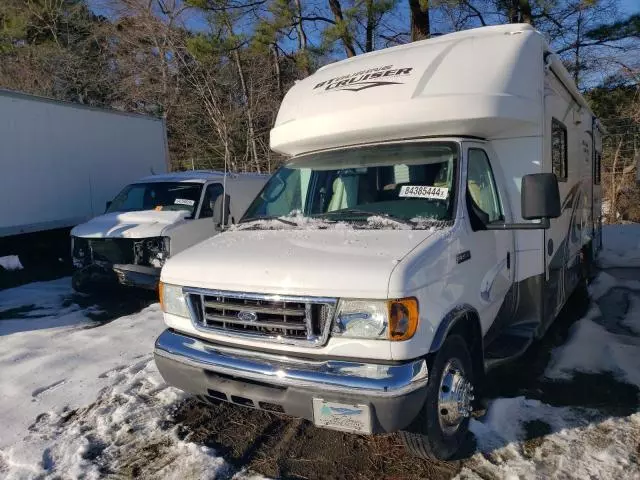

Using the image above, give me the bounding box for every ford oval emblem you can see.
[237,310,258,322]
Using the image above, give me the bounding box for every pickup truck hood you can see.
[71,210,189,239]
[161,228,438,298]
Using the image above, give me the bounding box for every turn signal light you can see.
[388,297,419,341]
[158,281,165,311]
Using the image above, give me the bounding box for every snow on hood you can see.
[71,210,190,239]
[161,227,441,298]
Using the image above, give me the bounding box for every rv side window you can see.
[552,118,568,182]
[467,149,503,224]
[594,151,601,185]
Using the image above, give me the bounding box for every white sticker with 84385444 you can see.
[399,185,449,200]
[312,399,372,434]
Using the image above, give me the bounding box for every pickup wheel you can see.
[400,334,474,461]
[71,270,92,294]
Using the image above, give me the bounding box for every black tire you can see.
[71,270,92,294]
[581,244,596,285]
[400,334,474,461]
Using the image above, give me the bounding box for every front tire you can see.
[72,270,92,294]
[400,334,474,461]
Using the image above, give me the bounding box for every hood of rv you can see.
[161,228,439,298]
[71,210,189,239]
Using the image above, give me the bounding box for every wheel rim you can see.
[437,358,474,435]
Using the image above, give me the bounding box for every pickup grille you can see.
[184,289,336,347]
[89,238,135,265]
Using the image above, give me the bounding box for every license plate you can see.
[312,399,372,434]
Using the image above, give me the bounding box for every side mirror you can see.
[213,194,231,227]
[485,173,560,231]
[105,200,112,212]
[521,173,561,220]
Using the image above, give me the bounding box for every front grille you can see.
[185,289,336,347]
[88,238,135,264]
[72,236,168,268]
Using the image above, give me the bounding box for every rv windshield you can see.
[107,182,203,215]
[242,143,458,227]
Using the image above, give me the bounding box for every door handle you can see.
[507,252,511,270]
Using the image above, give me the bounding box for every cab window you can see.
[467,149,503,228]
[199,183,225,218]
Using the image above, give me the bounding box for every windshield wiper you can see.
[238,216,297,227]
[316,209,416,228]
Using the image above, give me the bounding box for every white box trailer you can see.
[0,89,168,238]
[153,24,602,461]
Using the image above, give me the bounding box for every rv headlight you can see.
[159,282,190,318]
[333,298,419,341]
[333,300,388,339]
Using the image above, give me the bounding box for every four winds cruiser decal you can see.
[313,65,413,92]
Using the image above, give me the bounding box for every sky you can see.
[620,0,640,15]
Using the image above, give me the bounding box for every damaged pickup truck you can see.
[70,171,268,292]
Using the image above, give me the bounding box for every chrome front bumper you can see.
[154,329,428,398]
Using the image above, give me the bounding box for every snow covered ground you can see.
[0,255,23,271]
[461,271,640,479]
[598,223,640,268]
[0,280,259,479]
[1,224,639,479]
[459,226,640,479]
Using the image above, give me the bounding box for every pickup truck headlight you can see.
[159,282,190,318]
[142,237,170,268]
[333,298,419,341]
[71,236,90,268]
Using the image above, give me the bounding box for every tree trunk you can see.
[409,0,429,41]
[365,0,374,52]
[328,0,356,57]
[294,0,311,74]
[224,15,260,173]
[574,5,583,86]
[519,0,533,24]
[609,139,623,223]
[231,47,260,172]
[271,44,282,97]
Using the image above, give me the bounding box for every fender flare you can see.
[428,304,482,353]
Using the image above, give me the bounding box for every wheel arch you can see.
[428,305,484,381]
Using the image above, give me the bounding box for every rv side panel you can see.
[542,71,594,323]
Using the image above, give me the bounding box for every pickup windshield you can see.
[107,182,203,215]
[242,143,458,228]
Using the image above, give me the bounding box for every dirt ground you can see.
[159,274,640,480]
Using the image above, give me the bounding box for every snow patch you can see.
[470,397,585,451]
[545,271,640,388]
[0,278,166,451]
[0,278,264,479]
[0,361,231,479]
[598,224,640,268]
[0,255,23,271]
[233,213,351,231]
[544,302,640,388]
[233,212,447,231]
[461,409,640,480]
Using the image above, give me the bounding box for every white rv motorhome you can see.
[70,171,268,291]
[154,24,603,460]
